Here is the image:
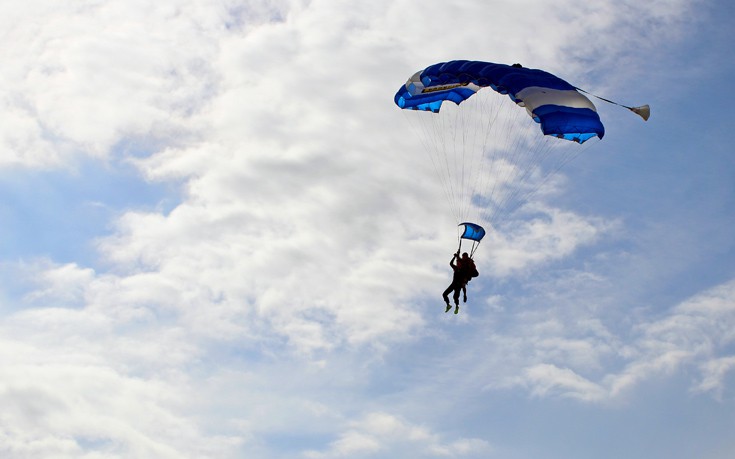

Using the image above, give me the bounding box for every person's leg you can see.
[442,285,453,303]
[453,286,462,314]
[442,285,453,312]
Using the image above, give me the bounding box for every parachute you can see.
[394,60,647,252]
[395,61,605,143]
[459,222,486,242]
[459,222,485,257]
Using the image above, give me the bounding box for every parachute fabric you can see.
[459,222,486,242]
[395,61,604,142]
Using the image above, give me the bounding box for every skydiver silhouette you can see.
[443,252,467,314]
[443,252,480,314]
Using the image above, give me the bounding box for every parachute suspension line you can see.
[469,240,479,257]
[519,135,593,212]
[403,110,461,223]
[483,94,513,225]
[454,92,517,227]
[465,92,504,225]
[456,101,478,223]
[481,135,594,226]
[458,97,484,224]
[450,103,465,222]
[456,235,480,258]
[484,136,553,224]
[419,97,490,225]
[447,104,471,223]
[431,111,461,222]
[448,105,469,222]
[528,138,593,201]
[466,97,491,224]
[458,100,470,222]
[486,131,555,223]
[481,99,533,225]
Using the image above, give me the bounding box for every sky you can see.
[1,0,734,458]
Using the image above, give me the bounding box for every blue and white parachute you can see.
[394,61,619,243]
[395,61,605,144]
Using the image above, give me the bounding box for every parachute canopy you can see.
[459,222,486,242]
[394,61,604,143]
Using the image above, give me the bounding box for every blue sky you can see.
[1,1,734,458]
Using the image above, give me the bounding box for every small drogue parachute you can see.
[394,60,648,253]
[458,222,485,257]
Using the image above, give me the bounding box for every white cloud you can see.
[487,205,618,276]
[22,261,95,306]
[0,318,240,458]
[0,0,227,166]
[304,412,491,458]
[484,278,735,403]
[523,363,607,401]
[695,356,735,398]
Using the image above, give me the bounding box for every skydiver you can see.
[442,252,467,314]
[457,252,479,286]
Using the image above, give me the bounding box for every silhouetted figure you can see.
[443,252,465,314]
[443,252,480,314]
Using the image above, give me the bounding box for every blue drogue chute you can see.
[458,222,485,257]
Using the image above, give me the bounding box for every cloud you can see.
[523,363,607,401]
[695,357,735,398]
[484,278,735,403]
[0,306,241,458]
[487,205,618,277]
[0,0,230,167]
[21,261,95,306]
[1,0,692,168]
[304,412,490,458]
